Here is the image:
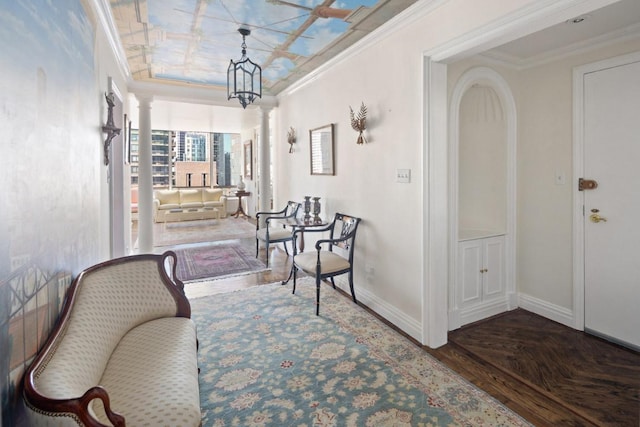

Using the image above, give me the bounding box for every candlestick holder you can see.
[303,196,311,222]
[312,197,321,223]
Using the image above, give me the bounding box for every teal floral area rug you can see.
[190,279,531,427]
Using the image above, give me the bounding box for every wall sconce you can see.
[287,126,296,153]
[349,102,367,144]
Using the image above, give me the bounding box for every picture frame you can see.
[309,123,334,175]
[244,140,253,179]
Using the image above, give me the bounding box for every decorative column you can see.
[136,95,153,253]
[258,106,272,225]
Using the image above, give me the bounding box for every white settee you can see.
[154,188,227,222]
[22,251,201,427]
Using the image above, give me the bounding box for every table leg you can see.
[298,230,305,253]
[233,195,250,218]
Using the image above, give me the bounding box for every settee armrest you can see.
[24,383,124,427]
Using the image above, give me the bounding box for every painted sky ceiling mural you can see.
[109,0,417,95]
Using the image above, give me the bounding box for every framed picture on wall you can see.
[244,140,253,179]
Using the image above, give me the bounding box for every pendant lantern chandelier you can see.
[227,27,262,109]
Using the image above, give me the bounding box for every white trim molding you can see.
[333,277,422,342]
[519,293,574,328]
[422,59,449,349]
[91,0,131,80]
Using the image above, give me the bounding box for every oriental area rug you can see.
[174,242,267,282]
[190,279,532,427]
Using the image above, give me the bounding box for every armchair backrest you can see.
[328,213,361,260]
[256,201,302,230]
[284,201,301,218]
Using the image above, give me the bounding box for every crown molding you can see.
[91,0,131,80]
[128,80,278,108]
[424,0,621,62]
[480,22,640,70]
[279,0,449,98]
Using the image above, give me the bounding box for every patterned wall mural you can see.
[0,0,99,424]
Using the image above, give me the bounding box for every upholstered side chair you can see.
[291,213,362,315]
[255,201,301,267]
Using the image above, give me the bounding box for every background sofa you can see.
[153,188,227,222]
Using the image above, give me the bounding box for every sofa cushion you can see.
[203,201,223,208]
[156,190,180,205]
[180,189,202,204]
[158,203,181,210]
[91,317,200,426]
[202,188,223,202]
[181,202,203,209]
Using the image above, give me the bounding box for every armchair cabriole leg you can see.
[316,276,321,316]
[292,267,297,294]
[265,242,270,268]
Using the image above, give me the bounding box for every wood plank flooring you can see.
[427,311,640,427]
[156,221,640,427]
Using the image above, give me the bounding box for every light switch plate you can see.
[397,169,411,183]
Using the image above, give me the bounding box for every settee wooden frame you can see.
[22,251,191,427]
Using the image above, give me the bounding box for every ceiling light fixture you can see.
[227,27,262,109]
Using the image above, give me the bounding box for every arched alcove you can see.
[448,67,517,330]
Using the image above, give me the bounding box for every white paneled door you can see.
[583,57,640,350]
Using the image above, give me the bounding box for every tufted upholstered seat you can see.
[23,251,201,426]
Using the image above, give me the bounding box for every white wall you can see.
[0,0,127,422]
[127,98,257,134]
[273,0,547,340]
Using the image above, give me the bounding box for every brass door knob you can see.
[590,213,607,223]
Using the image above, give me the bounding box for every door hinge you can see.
[579,178,598,191]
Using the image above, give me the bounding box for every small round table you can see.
[232,191,251,218]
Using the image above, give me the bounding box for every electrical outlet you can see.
[365,265,375,277]
[396,169,411,183]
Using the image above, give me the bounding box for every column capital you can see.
[135,93,154,104]
[259,105,273,115]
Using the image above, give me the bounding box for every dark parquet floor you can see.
[427,310,640,427]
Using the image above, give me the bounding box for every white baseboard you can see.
[333,277,422,342]
[518,293,575,329]
[331,277,578,343]
[454,299,513,329]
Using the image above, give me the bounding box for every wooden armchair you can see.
[291,213,362,315]
[255,201,301,267]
